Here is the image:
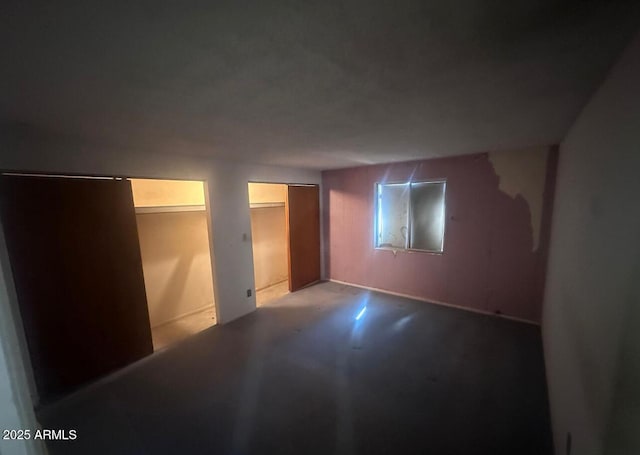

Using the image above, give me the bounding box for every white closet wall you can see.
[248,183,288,290]
[131,179,215,328]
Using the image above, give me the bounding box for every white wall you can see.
[247,182,287,204]
[543,32,640,455]
[248,183,288,290]
[131,179,216,328]
[0,126,320,451]
[130,178,205,207]
[249,207,288,290]
[206,159,322,322]
[136,212,215,327]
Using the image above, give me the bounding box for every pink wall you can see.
[322,150,558,323]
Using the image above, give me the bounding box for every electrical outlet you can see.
[246,289,252,298]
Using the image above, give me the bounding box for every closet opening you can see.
[130,178,216,351]
[248,182,321,306]
[248,183,290,306]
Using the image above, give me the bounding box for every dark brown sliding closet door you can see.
[0,175,152,402]
[286,184,320,291]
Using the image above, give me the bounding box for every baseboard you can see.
[150,303,215,329]
[297,279,321,291]
[256,279,288,292]
[328,279,539,326]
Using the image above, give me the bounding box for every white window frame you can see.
[374,179,447,254]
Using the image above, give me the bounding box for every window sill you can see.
[374,246,444,256]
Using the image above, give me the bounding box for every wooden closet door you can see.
[287,185,320,291]
[0,175,153,402]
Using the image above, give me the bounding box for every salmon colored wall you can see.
[322,149,558,323]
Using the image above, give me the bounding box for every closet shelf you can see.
[135,205,206,214]
[250,202,285,209]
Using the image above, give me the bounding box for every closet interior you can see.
[130,178,216,350]
[248,183,290,305]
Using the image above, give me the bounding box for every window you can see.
[375,181,446,253]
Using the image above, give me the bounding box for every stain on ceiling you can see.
[2,0,640,169]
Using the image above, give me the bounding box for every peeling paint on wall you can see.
[488,147,549,251]
[322,152,559,323]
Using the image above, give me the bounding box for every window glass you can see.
[377,183,409,249]
[376,181,445,252]
[409,182,446,252]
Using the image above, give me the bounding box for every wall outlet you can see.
[246,289,252,298]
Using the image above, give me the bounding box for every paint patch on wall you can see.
[488,147,549,250]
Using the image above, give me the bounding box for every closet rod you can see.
[135,205,206,214]
[249,202,285,209]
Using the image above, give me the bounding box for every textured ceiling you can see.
[2,1,640,169]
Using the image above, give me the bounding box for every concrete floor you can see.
[256,279,289,307]
[151,307,216,351]
[37,282,552,454]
